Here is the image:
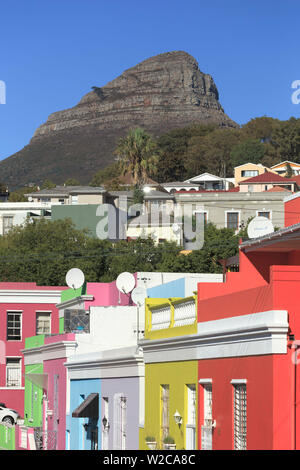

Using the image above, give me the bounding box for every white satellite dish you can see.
[66,268,85,289]
[116,272,135,294]
[247,216,274,239]
[131,286,147,306]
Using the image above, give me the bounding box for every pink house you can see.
[22,278,135,450]
[0,282,66,418]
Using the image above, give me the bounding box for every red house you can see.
[0,282,66,418]
[196,200,300,450]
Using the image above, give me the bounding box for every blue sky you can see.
[0,0,299,160]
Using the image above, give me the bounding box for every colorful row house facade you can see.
[139,190,300,450]
[0,282,66,417]
[6,222,300,452]
[11,272,221,450]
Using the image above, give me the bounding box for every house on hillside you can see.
[156,173,234,193]
[238,171,299,193]
[0,202,52,235]
[271,161,300,176]
[174,189,288,232]
[25,186,107,205]
[234,163,276,186]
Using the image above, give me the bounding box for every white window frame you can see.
[225,210,241,233]
[203,384,213,426]
[102,397,109,451]
[231,379,247,450]
[241,170,259,177]
[36,311,52,335]
[199,379,213,450]
[161,384,170,442]
[113,393,127,450]
[256,209,272,221]
[7,311,22,341]
[186,384,196,450]
[6,356,22,388]
[2,215,14,235]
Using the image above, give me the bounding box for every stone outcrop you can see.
[0,51,237,188]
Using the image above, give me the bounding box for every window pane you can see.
[3,216,13,235]
[227,213,239,230]
[258,212,270,219]
[234,385,247,450]
[6,358,21,387]
[36,313,51,335]
[7,313,21,340]
[161,385,169,441]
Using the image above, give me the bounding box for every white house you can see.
[0,202,52,235]
[159,173,234,193]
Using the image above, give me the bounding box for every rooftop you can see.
[144,190,175,199]
[241,222,300,253]
[175,187,240,194]
[239,171,297,185]
[25,186,106,197]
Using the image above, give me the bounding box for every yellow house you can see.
[234,163,276,186]
[139,297,198,450]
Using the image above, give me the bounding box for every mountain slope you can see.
[0,51,237,188]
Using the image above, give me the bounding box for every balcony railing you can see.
[148,296,196,334]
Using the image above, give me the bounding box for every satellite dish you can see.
[247,216,274,239]
[66,268,85,289]
[116,272,135,294]
[131,286,147,306]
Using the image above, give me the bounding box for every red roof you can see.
[265,185,292,192]
[291,175,300,185]
[240,171,297,184]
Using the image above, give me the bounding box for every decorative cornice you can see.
[0,290,63,304]
[56,295,93,311]
[22,341,78,364]
[65,347,144,379]
[140,310,289,363]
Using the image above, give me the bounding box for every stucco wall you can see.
[141,361,198,450]
[67,378,101,450]
[101,377,140,450]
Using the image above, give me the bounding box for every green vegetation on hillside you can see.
[89,116,300,186]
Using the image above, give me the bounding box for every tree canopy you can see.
[114,128,159,186]
[86,117,300,188]
[0,218,241,285]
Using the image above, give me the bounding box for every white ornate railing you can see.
[173,300,196,327]
[151,305,171,330]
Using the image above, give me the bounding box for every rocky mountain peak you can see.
[0,51,237,188]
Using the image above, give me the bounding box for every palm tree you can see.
[114,128,159,186]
